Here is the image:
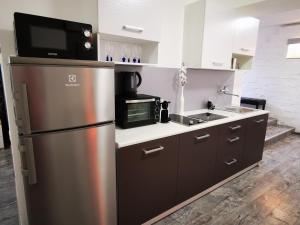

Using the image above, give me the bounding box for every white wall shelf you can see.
[231,53,254,70]
[98,34,159,65]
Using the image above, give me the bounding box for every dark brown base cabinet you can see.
[242,114,268,168]
[117,136,179,225]
[215,120,247,183]
[117,114,268,225]
[177,126,219,202]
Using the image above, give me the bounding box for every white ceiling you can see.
[236,0,300,26]
[259,9,300,27]
[183,0,300,27]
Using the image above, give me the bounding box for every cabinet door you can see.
[243,114,268,168]
[98,0,162,42]
[215,120,246,183]
[117,136,179,225]
[177,127,219,202]
[232,17,259,56]
[201,13,234,70]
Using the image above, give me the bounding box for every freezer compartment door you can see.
[20,124,117,225]
[11,65,114,134]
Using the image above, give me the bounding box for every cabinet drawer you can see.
[117,136,179,225]
[218,120,246,157]
[219,134,244,158]
[177,126,219,202]
[221,119,246,138]
[215,150,243,183]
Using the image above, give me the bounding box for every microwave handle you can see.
[125,98,156,104]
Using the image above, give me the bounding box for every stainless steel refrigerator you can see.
[9,57,117,225]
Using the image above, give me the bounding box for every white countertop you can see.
[115,108,269,148]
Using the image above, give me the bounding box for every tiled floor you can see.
[0,149,19,225]
[1,135,300,225]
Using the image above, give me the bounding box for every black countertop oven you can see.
[116,94,161,129]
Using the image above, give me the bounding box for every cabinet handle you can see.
[123,25,144,33]
[228,136,240,143]
[18,83,32,134]
[143,146,164,155]
[229,125,242,131]
[20,137,37,185]
[240,48,250,52]
[255,119,265,124]
[212,62,223,67]
[195,134,210,141]
[225,158,238,166]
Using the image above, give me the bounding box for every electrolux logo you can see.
[68,74,77,83]
[65,74,80,87]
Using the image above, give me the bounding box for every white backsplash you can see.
[115,65,235,113]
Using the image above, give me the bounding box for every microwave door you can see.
[21,123,117,225]
[11,65,115,134]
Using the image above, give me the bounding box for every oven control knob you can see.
[84,42,92,50]
[84,30,91,37]
[155,107,160,113]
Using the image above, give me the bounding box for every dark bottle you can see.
[207,101,215,110]
[160,101,171,123]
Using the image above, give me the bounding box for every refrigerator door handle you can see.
[20,137,37,185]
[15,83,31,134]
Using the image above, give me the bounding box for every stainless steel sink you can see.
[223,106,255,114]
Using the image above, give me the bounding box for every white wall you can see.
[241,24,300,131]
[0,1,97,225]
[116,66,235,113]
[0,0,98,31]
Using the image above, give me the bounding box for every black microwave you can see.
[14,12,97,60]
[116,94,161,129]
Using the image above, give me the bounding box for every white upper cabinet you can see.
[232,17,260,56]
[98,0,163,42]
[182,0,235,70]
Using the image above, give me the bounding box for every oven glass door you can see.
[127,102,152,123]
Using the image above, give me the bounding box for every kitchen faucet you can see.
[218,86,239,97]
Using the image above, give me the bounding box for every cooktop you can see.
[170,112,227,126]
[169,114,203,126]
